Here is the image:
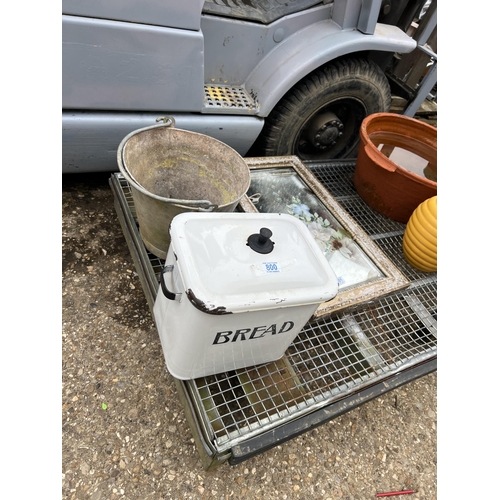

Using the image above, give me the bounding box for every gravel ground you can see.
[62,171,437,500]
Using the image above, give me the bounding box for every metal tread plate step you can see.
[203,85,259,114]
[109,158,437,469]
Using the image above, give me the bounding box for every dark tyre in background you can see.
[259,57,392,160]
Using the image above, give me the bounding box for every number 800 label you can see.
[262,262,280,273]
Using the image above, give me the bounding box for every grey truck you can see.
[62,0,434,173]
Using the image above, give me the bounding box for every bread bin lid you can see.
[169,213,338,314]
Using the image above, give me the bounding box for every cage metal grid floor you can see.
[110,159,437,454]
[192,283,437,448]
[305,161,408,238]
[118,179,164,282]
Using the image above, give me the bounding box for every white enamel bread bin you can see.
[153,212,339,379]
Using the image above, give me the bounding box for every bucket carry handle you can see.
[170,200,218,211]
[156,116,176,127]
[160,265,182,301]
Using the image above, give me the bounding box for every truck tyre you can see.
[259,57,391,160]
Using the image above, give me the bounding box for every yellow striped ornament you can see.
[402,196,437,272]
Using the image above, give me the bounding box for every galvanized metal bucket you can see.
[117,117,251,259]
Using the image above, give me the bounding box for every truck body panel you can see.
[62,112,264,173]
[62,0,205,31]
[201,5,332,86]
[62,15,204,111]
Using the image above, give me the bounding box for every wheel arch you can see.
[245,21,416,117]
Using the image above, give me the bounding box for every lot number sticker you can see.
[262,262,281,273]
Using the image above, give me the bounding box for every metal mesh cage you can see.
[110,159,436,453]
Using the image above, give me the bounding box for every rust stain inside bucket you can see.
[142,156,236,206]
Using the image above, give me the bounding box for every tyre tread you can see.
[260,57,391,158]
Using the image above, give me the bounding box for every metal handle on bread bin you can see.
[160,265,182,301]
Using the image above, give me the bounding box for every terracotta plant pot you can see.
[353,113,437,223]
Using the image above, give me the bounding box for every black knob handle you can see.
[247,227,275,254]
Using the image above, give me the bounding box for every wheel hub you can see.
[306,112,344,150]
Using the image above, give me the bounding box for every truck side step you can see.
[203,85,259,115]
